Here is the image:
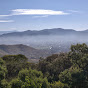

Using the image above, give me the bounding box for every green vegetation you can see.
[0,58,8,88]
[0,43,88,88]
[2,54,29,80]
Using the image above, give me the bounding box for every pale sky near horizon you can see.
[0,0,88,31]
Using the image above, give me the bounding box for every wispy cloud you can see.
[68,10,79,13]
[0,9,70,21]
[0,15,10,17]
[0,15,11,19]
[11,9,69,16]
[33,15,49,18]
[0,20,14,23]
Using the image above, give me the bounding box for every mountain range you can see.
[0,28,88,60]
[0,30,17,35]
[1,28,88,37]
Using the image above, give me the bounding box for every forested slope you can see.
[0,43,88,88]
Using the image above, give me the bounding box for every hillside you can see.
[1,43,88,88]
[0,44,51,60]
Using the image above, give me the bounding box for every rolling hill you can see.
[0,44,51,61]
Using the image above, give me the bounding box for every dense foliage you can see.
[0,43,88,88]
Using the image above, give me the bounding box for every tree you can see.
[59,66,87,88]
[0,58,8,88]
[2,54,28,79]
[69,43,88,64]
[10,69,50,88]
[51,81,69,88]
[38,53,71,82]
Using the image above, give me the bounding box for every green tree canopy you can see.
[0,58,8,88]
[10,68,50,88]
[2,54,28,79]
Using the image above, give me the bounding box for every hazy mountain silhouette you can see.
[0,28,79,37]
[1,28,88,37]
[0,30,17,35]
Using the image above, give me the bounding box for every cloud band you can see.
[11,9,69,16]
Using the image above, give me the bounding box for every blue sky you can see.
[0,0,88,31]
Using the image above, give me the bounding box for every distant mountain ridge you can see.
[1,28,88,37]
[0,30,18,35]
[1,28,86,37]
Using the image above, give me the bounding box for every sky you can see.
[0,0,88,31]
